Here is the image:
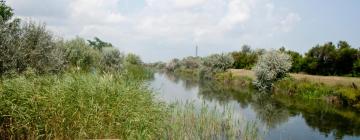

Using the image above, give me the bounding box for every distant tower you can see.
[195,45,198,57]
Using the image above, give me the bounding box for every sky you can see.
[6,0,360,62]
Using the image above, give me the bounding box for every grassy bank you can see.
[228,69,360,109]
[230,69,360,87]
[0,72,259,139]
[0,72,167,139]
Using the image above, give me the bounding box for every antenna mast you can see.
[195,44,198,57]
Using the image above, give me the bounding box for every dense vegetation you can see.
[252,50,292,90]
[153,44,360,109]
[154,41,360,79]
[1,1,259,139]
[232,42,360,77]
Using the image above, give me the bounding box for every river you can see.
[149,72,360,140]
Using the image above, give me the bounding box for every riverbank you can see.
[0,72,259,139]
[229,69,360,87]
[153,71,360,139]
[227,69,360,109]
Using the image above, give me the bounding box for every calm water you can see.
[149,72,360,140]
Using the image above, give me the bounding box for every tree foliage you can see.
[101,47,124,72]
[279,47,304,73]
[253,50,292,90]
[179,56,201,69]
[232,45,258,69]
[304,41,360,76]
[166,58,180,72]
[0,1,134,76]
[125,53,142,65]
[62,37,101,71]
[0,0,13,22]
[231,42,360,77]
[201,53,234,73]
[87,37,113,51]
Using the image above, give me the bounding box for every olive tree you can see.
[166,58,180,72]
[125,53,142,65]
[0,1,22,75]
[253,50,292,90]
[179,56,201,69]
[201,53,234,73]
[200,53,234,79]
[20,22,66,74]
[101,47,124,72]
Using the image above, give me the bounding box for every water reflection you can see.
[251,93,291,129]
[152,72,360,140]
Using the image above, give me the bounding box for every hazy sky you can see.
[7,0,360,62]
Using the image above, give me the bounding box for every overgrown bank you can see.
[158,70,360,139]
[0,72,260,139]
[0,2,260,139]
[153,48,360,110]
[223,69,360,110]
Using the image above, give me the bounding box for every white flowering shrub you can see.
[202,53,234,73]
[166,58,180,71]
[252,50,292,90]
[179,56,201,69]
[199,53,234,79]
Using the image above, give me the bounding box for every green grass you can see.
[273,77,360,108]
[164,102,260,140]
[0,72,168,139]
[0,72,260,139]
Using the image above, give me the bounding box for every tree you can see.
[20,22,66,74]
[303,41,359,76]
[0,0,13,22]
[201,53,234,73]
[279,47,304,73]
[0,0,22,75]
[253,50,292,90]
[62,37,101,71]
[101,47,124,72]
[304,42,337,75]
[232,45,258,69]
[87,37,113,51]
[179,56,201,69]
[125,53,142,65]
[241,45,251,53]
[166,58,180,71]
[335,41,358,75]
[353,59,360,76]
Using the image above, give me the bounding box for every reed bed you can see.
[164,102,261,140]
[0,73,167,139]
[0,72,260,140]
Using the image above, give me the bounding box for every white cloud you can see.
[70,0,126,25]
[7,0,302,62]
[278,13,301,32]
[174,0,207,8]
[219,0,253,30]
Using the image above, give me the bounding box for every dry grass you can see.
[229,69,360,87]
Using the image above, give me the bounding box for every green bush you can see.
[0,73,168,139]
[101,47,124,72]
[125,53,142,65]
[62,37,101,71]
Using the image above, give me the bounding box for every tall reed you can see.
[0,72,260,139]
